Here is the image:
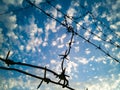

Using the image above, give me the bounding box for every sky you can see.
[0,0,120,90]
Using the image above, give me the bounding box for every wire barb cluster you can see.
[0,50,75,90]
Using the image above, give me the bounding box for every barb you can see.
[0,66,75,90]
[74,31,120,63]
[0,54,58,76]
[56,68,69,88]
[26,0,120,63]
[59,18,75,71]
[0,51,75,89]
[46,0,120,48]
[79,4,120,38]
[37,67,50,89]
[25,0,66,27]
[88,12,120,48]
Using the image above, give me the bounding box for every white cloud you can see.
[101,12,107,18]
[50,59,56,64]
[67,8,76,17]
[111,0,120,11]
[35,0,43,4]
[42,41,48,47]
[0,76,39,90]
[66,7,76,23]
[106,34,113,41]
[85,48,91,54]
[24,16,43,52]
[110,24,117,29]
[2,0,23,6]
[95,56,108,64]
[116,21,120,26]
[91,3,101,17]
[7,31,18,39]
[26,45,31,51]
[19,45,24,51]
[0,13,17,30]
[84,15,89,22]
[56,4,62,9]
[57,33,67,44]
[52,41,57,46]
[45,20,57,33]
[85,74,120,90]
[74,57,89,65]
[66,60,78,74]
[93,32,102,41]
[104,43,110,49]
[84,28,91,39]
[74,46,79,53]
[76,21,83,30]
[50,59,61,72]
[57,44,64,48]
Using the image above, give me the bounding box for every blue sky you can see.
[0,0,120,90]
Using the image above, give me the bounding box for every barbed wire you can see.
[1,0,119,48]
[0,51,75,90]
[0,66,74,90]
[45,0,120,48]
[25,0,120,63]
[0,0,120,89]
[59,16,75,71]
[77,4,120,38]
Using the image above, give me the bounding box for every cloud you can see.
[35,0,44,4]
[2,0,23,6]
[110,24,117,29]
[66,7,76,23]
[92,32,102,41]
[0,76,39,90]
[76,21,83,30]
[85,74,120,90]
[57,34,67,43]
[85,48,91,54]
[50,59,61,72]
[74,46,80,53]
[7,31,18,40]
[66,60,78,74]
[0,13,17,30]
[74,57,89,65]
[24,16,43,52]
[84,28,91,39]
[51,41,57,46]
[67,8,76,17]
[42,41,48,47]
[45,20,57,33]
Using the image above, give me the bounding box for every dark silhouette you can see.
[56,68,69,88]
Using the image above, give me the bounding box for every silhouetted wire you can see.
[25,0,120,63]
[0,66,75,90]
[46,0,120,48]
[0,56,58,76]
[88,12,120,48]
[60,16,75,71]
[79,4,120,38]
[0,54,74,89]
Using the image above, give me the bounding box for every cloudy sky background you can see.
[0,0,120,90]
